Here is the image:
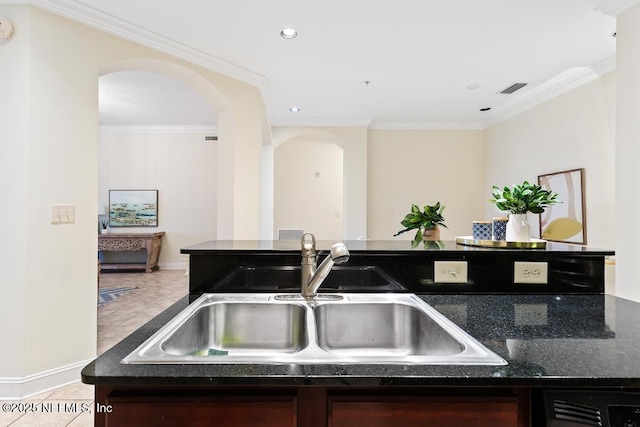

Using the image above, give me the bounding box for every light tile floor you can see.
[1,270,189,427]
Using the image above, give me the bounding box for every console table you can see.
[98,232,165,273]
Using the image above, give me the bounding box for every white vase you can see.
[506,214,530,242]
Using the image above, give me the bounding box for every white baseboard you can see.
[0,358,94,400]
[157,262,187,270]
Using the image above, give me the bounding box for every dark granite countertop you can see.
[181,240,615,255]
[82,293,640,388]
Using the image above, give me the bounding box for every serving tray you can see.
[455,236,547,249]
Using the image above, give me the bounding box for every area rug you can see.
[98,286,138,308]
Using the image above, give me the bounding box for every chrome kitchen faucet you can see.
[300,233,350,298]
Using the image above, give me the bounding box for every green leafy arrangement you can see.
[394,202,447,244]
[490,181,559,214]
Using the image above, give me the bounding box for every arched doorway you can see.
[274,135,345,240]
[98,60,228,266]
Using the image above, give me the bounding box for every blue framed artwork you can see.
[109,189,158,227]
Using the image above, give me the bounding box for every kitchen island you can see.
[83,240,638,426]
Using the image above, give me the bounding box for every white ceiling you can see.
[28,0,628,128]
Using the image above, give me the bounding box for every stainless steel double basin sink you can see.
[122,293,506,365]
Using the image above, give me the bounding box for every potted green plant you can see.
[394,202,447,246]
[489,181,559,241]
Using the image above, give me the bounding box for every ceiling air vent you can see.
[499,83,528,95]
[278,229,304,240]
[204,136,218,142]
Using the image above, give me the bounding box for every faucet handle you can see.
[301,233,316,256]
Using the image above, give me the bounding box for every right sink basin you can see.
[310,294,505,365]
[314,301,464,357]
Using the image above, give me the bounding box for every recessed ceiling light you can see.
[280,28,297,39]
[289,106,300,113]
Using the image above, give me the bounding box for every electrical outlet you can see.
[434,261,468,284]
[514,261,548,284]
[51,204,75,224]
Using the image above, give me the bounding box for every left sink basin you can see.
[122,295,309,363]
[163,302,308,356]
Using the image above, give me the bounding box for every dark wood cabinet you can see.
[104,399,296,427]
[98,389,296,427]
[329,396,518,427]
[95,386,526,427]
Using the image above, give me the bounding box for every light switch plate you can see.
[51,204,75,224]
[434,261,468,283]
[514,261,548,284]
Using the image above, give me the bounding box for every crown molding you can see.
[271,119,372,128]
[368,121,486,130]
[99,125,218,134]
[19,0,279,121]
[481,55,616,128]
[26,0,267,90]
[596,0,640,16]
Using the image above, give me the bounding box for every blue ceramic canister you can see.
[472,221,492,240]
[492,217,509,241]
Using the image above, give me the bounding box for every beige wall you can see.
[0,6,103,391]
[0,5,30,385]
[98,130,218,267]
[0,5,266,398]
[483,72,616,249]
[367,129,486,240]
[615,3,640,302]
